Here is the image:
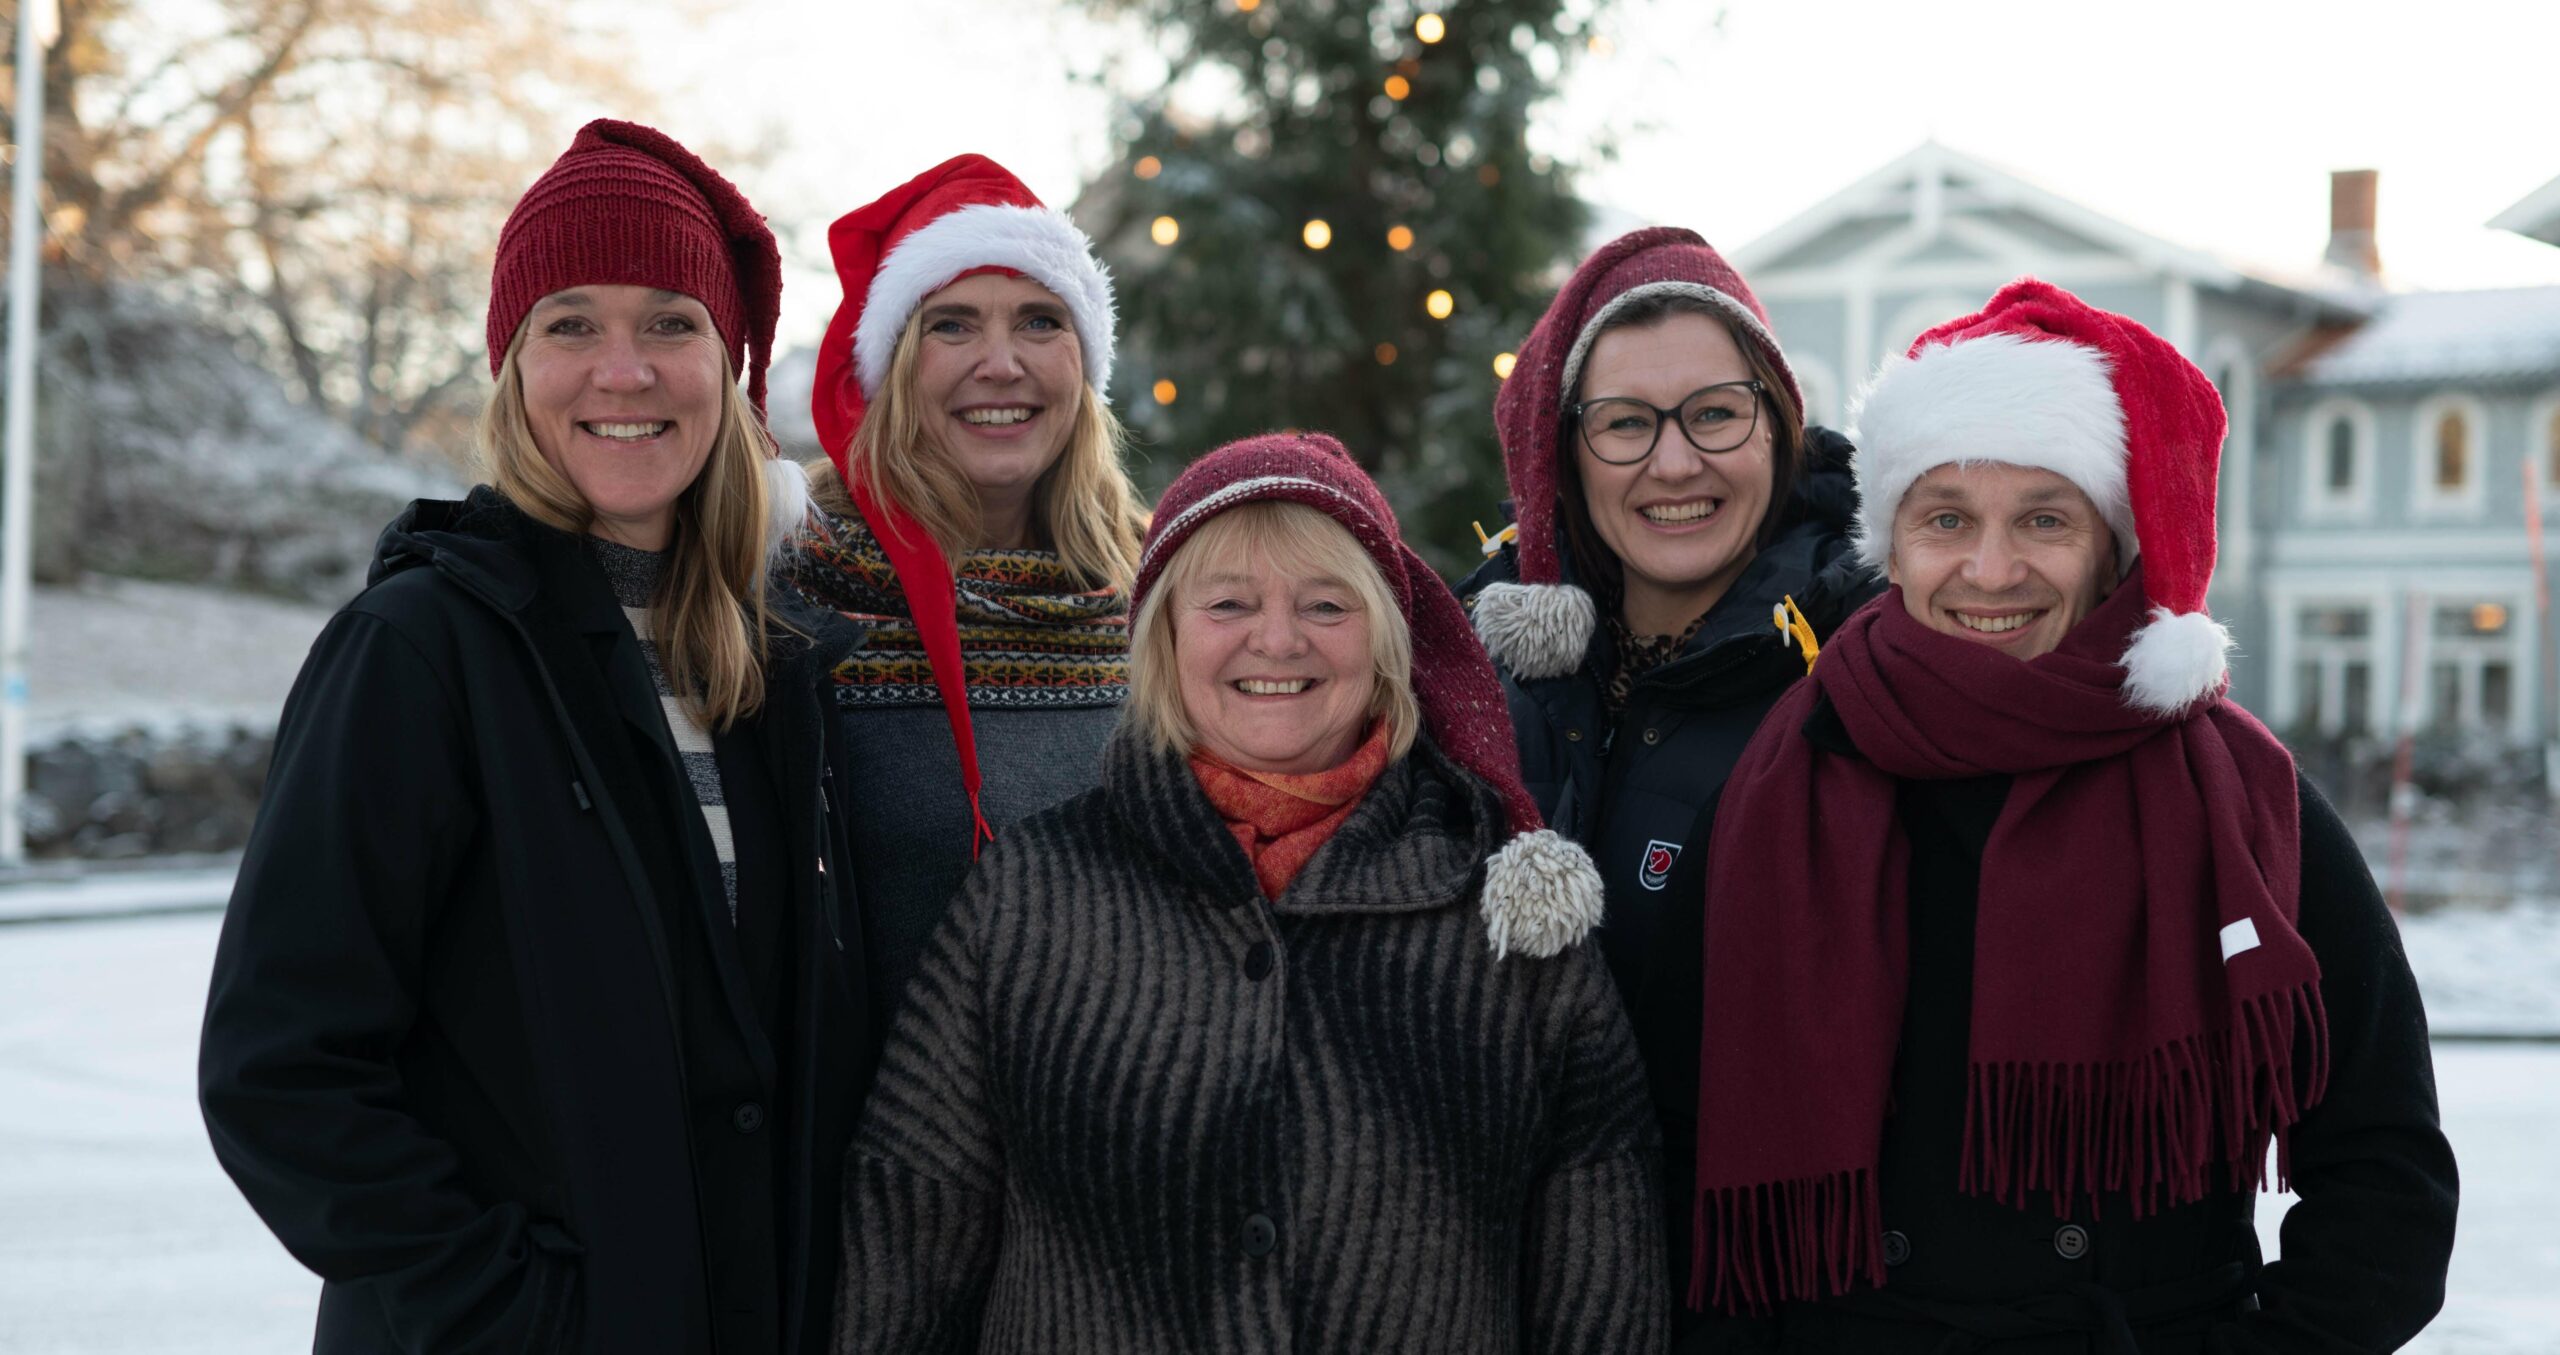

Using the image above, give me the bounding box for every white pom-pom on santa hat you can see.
[1849,278,2234,716]
[1469,580,1598,680]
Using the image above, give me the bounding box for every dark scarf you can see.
[779,503,1129,710]
[1690,570,2326,1312]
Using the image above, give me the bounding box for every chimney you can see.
[2325,169,2381,278]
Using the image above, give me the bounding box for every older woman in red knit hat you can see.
[838,432,1661,1355]
[200,120,872,1355]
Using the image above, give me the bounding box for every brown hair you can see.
[479,334,774,731]
[818,306,1143,593]
[1554,295,1804,611]
[1126,501,1420,762]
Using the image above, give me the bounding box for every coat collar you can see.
[1102,725,1500,918]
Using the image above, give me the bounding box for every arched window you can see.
[2435,408,2471,490]
[2327,417,2356,492]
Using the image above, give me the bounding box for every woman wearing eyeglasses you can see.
[1461,227,1881,1345]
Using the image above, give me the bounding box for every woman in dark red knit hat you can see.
[1457,226,1884,1340]
[837,432,1663,1354]
[776,155,1146,1016]
[200,120,873,1355]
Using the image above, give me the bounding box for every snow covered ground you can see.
[0,912,2551,1353]
[28,578,334,739]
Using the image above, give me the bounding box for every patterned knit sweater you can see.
[834,729,1668,1354]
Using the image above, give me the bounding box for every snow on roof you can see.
[2294,286,2560,387]
[2489,171,2560,247]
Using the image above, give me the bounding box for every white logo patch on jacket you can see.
[1638,839,1680,891]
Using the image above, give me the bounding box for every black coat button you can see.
[1242,1213,1277,1256]
[1881,1230,1911,1267]
[2053,1223,2090,1260]
[732,1102,764,1134]
[1244,942,1274,980]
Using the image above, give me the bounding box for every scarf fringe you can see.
[1687,1167,1881,1315]
[1960,979,2329,1217]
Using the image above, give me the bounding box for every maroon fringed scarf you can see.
[1690,573,2327,1313]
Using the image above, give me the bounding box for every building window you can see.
[2293,603,2374,736]
[2434,409,2471,490]
[2303,398,2374,517]
[2426,600,2517,733]
[2326,417,2356,492]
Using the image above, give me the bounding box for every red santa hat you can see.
[806,154,1118,858]
[1851,277,2233,715]
[1138,432,1605,959]
[1471,227,1802,680]
[810,153,1115,467]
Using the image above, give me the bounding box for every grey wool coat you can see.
[835,727,1669,1354]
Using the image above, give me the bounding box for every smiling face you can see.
[517,285,727,551]
[909,271,1086,541]
[1170,531,1383,777]
[1570,311,1776,635]
[1887,462,2119,661]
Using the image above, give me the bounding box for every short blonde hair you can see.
[479,332,774,730]
[1126,501,1420,761]
[826,305,1143,593]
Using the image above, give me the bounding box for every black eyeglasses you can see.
[1568,380,1765,465]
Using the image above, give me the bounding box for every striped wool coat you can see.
[835,728,1668,1354]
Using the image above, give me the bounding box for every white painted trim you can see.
[1878,292,1983,360]
[2268,531,2534,567]
[2410,390,2490,517]
[2201,337,2257,586]
[2298,396,2376,523]
[2163,278,2199,356]
[1843,283,1876,408]
[1751,256,2157,301]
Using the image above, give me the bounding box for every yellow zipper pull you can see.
[1471,520,1519,558]
[1772,594,1820,674]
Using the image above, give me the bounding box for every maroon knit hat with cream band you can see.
[1139,432,1605,959]
[1471,227,1803,681]
[487,117,805,556]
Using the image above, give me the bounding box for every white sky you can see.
[612,0,2560,354]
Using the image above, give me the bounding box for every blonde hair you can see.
[1126,501,1420,761]
[821,306,1143,593]
[478,334,774,730]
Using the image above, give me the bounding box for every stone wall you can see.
[23,721,273,860]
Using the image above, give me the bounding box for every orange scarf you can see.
[1189,723,1392,899]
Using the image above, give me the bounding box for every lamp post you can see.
[2,0,59,865]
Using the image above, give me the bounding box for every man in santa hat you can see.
[1685,280,2456,1352]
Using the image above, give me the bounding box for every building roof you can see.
[2290,286,2560,387]
[2489,172,2560,247]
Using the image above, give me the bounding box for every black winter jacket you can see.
[1459,427,1882,1329]
[1702,697,2460,1354]
[199,489,879,1355]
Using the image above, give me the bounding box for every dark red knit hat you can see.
[1473,227,1798,680]
[488,118,784,416]
[1139,432,1604,958]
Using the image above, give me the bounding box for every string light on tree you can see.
[1302,218,1333,250]
[1424,289,1455,320]
[1150,215,1180,246]
[1383,74,1411,100]
[1233,0,1260,10]
[1415,12,1446,42]
[1374,342,1399,366]
[1153,378,1179,405]
[1133,155,1162,180]
[1386,224,1415,251]
[1492,352,1517,379]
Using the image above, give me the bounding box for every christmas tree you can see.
[1071,0,1613,575]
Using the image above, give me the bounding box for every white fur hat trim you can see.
[1470,581,1596,681]
[1481,828,1606,959]
[761,456,812,563]
[1849,331,2135,572]
[852,202,1115,400]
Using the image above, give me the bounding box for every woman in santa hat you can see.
[1459,226,1880,1338]
[201,120,872,1355]
[778,155,1146,1012]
